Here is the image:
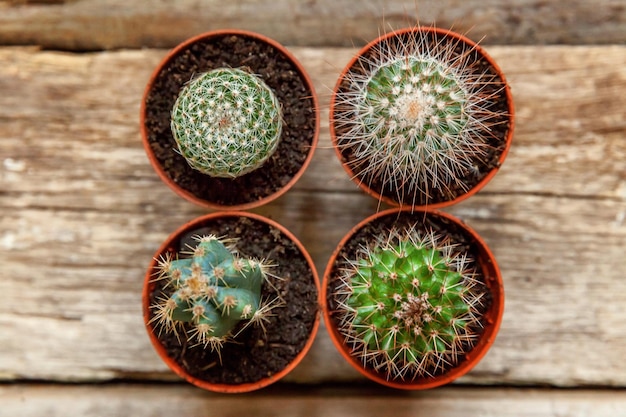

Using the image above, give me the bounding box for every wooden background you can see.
[1,0,625,415]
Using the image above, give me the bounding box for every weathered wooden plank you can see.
[1,46,626,387]
[2,384,626,417]
[0,0,625,50]
[2,194,625,385]
[2,46,625,200]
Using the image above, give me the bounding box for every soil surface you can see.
[147,215,319,386]
[143,33,317,207]
[325,210,494,383]
[332,30,512,207]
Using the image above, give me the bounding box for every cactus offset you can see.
[150,235,276,352]
[332,28,508,205]
[334,227,486,380]
[171,68,283,178]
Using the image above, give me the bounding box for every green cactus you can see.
[335,227,486,380]
[151,235,275,351]
[332,28,507,205]
[171,67,283,178]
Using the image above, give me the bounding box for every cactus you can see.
[334,227,486,380]
[171,68,283,178]
[332,28,507,205]
[150,235,277,352]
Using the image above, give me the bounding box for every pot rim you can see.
[329,25,515,210]
[142,211,321,393]
[140,29,320,211]
[321,207,504,389]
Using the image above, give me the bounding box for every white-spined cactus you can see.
[171,68,283,178]
[332,28,509,206]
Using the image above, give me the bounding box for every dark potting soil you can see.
[147,216,319,386]
[143,33,317,206]
[332,30,512,207]
[325,211,494,382]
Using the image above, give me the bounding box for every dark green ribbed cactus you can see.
[171,67,283,178]
[334,227,486,380]
[151,235,276,351]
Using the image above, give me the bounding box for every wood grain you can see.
[1,44,625,387]
[0,0,625,50]
[2,384,626,417]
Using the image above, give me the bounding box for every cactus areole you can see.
[330,26,514,209]
[323,209,504,389]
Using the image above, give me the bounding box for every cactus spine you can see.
[150,235,276,352]
[334,227,486,380]
[332,28,507,205]
[171,68,283,178]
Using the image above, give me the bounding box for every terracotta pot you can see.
[140,29,320,210]
[322,208,504,389]
[143,211,320,393]
[329,26,514,210]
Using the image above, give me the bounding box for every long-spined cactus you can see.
[332,28,509,205]
[171,68,283,178]
[334,227,486,380]
[150,235,276,352]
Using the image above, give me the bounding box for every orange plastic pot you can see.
[329,26,514,210]
[322,208,504,389]
[143,211,320,393]
[140,29,319,211]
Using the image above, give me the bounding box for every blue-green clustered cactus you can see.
[333,28,505,204]
[335,228,485,380]
[171,68,283,178]
[151,235,273,351]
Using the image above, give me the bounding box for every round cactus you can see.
[171,68,283,178]
[150,235,276,352]
[334,227,486,380]
[332,28,509,206]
